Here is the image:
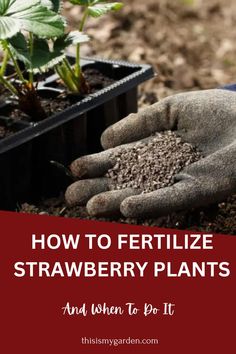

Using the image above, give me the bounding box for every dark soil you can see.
[83,68,115,93]
[8,96,72,122]
[20,194,236,235]
[0,84,10,104]
[45,67,114,92]
[0,125,13,139]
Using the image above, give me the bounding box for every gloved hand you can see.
[65,89,236,218]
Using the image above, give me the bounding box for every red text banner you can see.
[1,211,235,354]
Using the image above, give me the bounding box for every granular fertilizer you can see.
[106,131,202,193]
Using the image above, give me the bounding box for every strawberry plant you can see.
[54,0,124,93]
[0,0,123,120]
[0,0,65,120]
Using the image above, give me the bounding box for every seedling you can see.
[0,0,65,120]
[54,0,124,93]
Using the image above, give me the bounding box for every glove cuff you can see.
[220,83,236,92]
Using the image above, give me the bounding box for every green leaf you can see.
[31,31,89,73]
[0,0,12,14]
[54,30,89,52]
[8,32,31,66]
[87,2,123,17]
[51,0,62,12]
[8,34,65,73]
[41,0,54,9]
[5,0,39,13]
[31,38,52,69]
[40,0,61,12]
[16,6,65,38]
[0,0,65,40]
[68,0,123,8]
[69,1,90,5]
[31,38,65,72]
[0,16,21,40]
[65,30,90,45]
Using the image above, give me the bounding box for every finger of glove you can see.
[86,188,142,217]
[101,97,177,149]
[70,139,153,179]
[70,150,114,178]
[120,179,214,218]
[65,178,109,207]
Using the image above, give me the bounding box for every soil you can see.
[45,68,115,93]
[8,97,72,122]
[0,84,10,104]
[83,68,115,93]
[0,125,14,139]
[65,0,236,99]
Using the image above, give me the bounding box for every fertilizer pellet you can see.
[106,131,202,193]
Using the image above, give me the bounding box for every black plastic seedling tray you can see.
[0,57,154,210]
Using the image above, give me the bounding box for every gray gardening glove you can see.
[65,89,236,218]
